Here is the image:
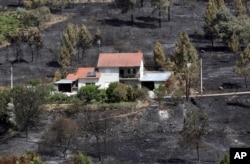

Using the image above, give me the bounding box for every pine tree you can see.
[180,109,208,162]
[151,0,171,28]
[78,24,92,60]
[61,23,78,61]
[59,45,71,68]
[235,0,246,16]
[94,27,101,43]
[128,0,137,24]
[173,31,199,101]
[154,41,166,69]
[215,0,225,8]
[54,69,62,82]
[204,0,218,48]
[234,46,250,88]
[228,31,239,54]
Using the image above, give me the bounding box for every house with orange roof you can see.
[54,51,171,92]
[97,51,144,88]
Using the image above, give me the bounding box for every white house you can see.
[55,51,171,92]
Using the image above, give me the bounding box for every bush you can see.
[73,151,92,164]
[49,92,78,104]
[106,82,129,103]
[28,78,42,86]
[0,151,44,164]
[77,85,104,103]
[135,87,149,101]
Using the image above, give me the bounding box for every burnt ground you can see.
[0,0,250,163]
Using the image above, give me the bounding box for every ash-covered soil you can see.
[1,0,250,163]
[1,95,250,163]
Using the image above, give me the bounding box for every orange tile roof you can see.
[66,67,101,80]
[97,51,143,68]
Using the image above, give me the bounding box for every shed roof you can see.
[66,67,101,80]
[97,51,143,67]
[140,71,171,82]
[54,79,75,84]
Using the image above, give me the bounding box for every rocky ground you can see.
[0,0,250,163]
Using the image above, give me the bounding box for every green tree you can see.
[234,46,250,88]
[151,0,172,27]
[53,69,62,82]
[11,85,49,139]
[220,154,230,164]
[180,109,209,162]
[8,30,23,62]
[228,31,239,54]
[61,23,78,62]
[204,0,218,48]
[213,5,234,42]
[24,0,47,9]
[59,45,71,68]
[0,89,11,126]
[235,0,246,16]
[0,12,19,44]
[94,27,102,43]
[215,0,225,7]
[25,27,43,62]
[78,24,92,60]
[172,31,199,101]
[154,41,166,69]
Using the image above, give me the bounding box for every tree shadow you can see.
[7,4,24,8]
[136,16,158,23]
[101,18,157,29]
[197,45,229,53]
[11,59,29,64]
[221,82,241,89]
[46,61,61,68]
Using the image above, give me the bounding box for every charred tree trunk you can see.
[158,7,162,28]
[168,5,171,22]
[245,76,248,88]
[210,33,214,49]
[140,0,143,7]
[131,13,134,24]
[196,141,200,162]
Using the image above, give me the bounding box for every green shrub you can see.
[28,78,42,86]
[77,85,102,103]
[106,82,129,103]
[49,92,78,104]
[0,89,11,125]
[220,154,229,164]
[73,151,92,164]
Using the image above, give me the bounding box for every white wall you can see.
[78,78,100,89]
[139,60,144,80]
[98,67,119,88]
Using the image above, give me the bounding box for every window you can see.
[133,69,136,74]
[86,83,95,85]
